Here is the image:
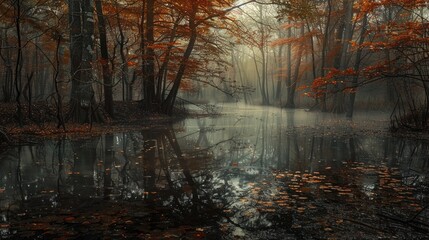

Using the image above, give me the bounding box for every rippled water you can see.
[1,104,428,239]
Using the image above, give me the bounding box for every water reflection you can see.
[0,105,428,238]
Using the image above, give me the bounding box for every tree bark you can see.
[68,0,100,123]
[275,44,284,102]
[162,2,198,115]
[333,0,354,114]
[69,0,83,112]
[14,0,23,126]
[144,0,156,109]
[115,3,129,102]
[285,24,304,108]
[346,14,367,118]
[285,18,292,108]
[319,0,332,112]
[53,36,65,130]
[156,17,181,103]
[95,0,113,117]
[0,30,15,103]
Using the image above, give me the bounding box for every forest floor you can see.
[0,101,209,148]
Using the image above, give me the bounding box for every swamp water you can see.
[0,104,428,239]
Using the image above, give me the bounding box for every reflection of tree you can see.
[196,119,210,148]
[103,134,114,200]
[137,124,286,235]
[55,139,65,196]
[16,146,24,203]
[258,111,268,169]
[119,133,134,187]
[141,129,159,202]
[132,125,230,234]
[282,110,300,170]
[69,138,99,197]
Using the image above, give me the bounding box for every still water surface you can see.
[1,104,428,239]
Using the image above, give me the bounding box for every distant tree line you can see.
[230,0,429,130]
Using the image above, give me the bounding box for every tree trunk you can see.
[285,19,292,108]
[156,17,181,103]
[162,2,198,115]
[234,54,248,104]
[332,0,354,114]
[53,36,66,130]
[285,24,304,108]
[68,0,100,123]
[14,0,23,126]
[144,0,156,110]
[275,45,284,102]
[127,70,137,101]
[319,0,332,112]
[252,48,264,104]
[139,0,146,102]
[115,2,129,102]
[95,0,113,117]
[0,33,14,102]
[331,23,345,113]
[346,14,367,118]
[259,5,269,105]
[260,46,269,105]
[69,0,83,112]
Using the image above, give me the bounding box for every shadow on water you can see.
[0,104,428,239]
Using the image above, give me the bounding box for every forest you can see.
[0,0,427,130]
[0,0,428,239]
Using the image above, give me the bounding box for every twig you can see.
[377,213,429,233]
[0,127,11,144]
[344,218,389,233]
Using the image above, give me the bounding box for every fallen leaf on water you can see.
[64,217,76,223]
[30,223,50,230]
[164,234,180,238]
[193,232,206,238]
[291,224,301,229]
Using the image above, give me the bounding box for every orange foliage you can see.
[309,68,358,98]
[359,0,427,12]
[310,0,429,99]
